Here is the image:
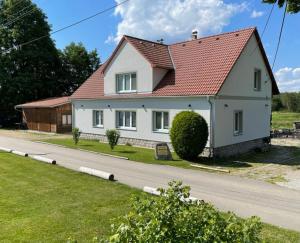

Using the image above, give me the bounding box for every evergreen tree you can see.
[0,0,62,117]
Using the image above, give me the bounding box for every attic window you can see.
[116,72,137,93]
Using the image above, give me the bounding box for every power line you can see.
[1,0,130,54]
[250,4,275,56]
[2,6,35,27]
[0,1,32,26]
[272,3,288,69]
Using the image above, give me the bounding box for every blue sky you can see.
[32,0,300,92]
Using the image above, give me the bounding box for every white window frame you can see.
[93,110,104,128]
[116,72,137,93]
[62,114,72,125]
[234,110,243,136]
[254,68,261,91]
[153,111,169,133]
[116,111,137,130]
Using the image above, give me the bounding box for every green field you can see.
[272,112,300,129]
[0,152,299,242]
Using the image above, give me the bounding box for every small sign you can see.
[155,143,172,160]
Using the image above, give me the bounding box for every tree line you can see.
[0,0,100,120]
[272,92,300,112]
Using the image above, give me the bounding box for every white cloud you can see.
[250,10,264,18]
[108,0,246,44]
[275,67,300,92]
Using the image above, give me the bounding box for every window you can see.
[234,111,243,136]
[153,111,169,132]
[254,69,261,91]
[62,114,72,125]
[93,110,104,127]
[116,111,136,130]
[116,73,137,93]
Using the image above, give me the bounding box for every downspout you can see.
[207,96,214,158]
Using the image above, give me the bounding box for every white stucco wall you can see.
[104,41,154,95]
[219,35,272,98]
[213,33,272,148]
[213,98,271,148]
[153,68,168,89]
[73,97,211,146]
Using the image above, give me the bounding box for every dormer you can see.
[102,36,173,96]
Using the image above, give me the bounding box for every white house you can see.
[70,27,279,157]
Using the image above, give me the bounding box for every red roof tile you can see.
[16,96,70,108]
[71,27,279,100]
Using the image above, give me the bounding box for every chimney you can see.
[191,30,198,40]
[157,38,164,44]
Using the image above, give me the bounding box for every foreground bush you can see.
[106,129,120,150]
[103,181,262,243]
[170,111,208,160]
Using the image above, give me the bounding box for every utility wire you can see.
[272,3,288,69]
[0,1,32,26]
[250,4,275,55]
[2,6,35,27]
[1,0,130,54]
[0,5,32,26]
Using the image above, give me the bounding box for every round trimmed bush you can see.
[170,111,208,160]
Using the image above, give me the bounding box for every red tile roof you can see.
[16,96,70,108]
[71,27,279,100]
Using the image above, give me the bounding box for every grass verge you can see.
[42,138,246,171]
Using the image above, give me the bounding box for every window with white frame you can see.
[116,111,136,130]
[153,111,169,132]
[254,69,261,91]
[234,111,243,136]
[62,114,72,125]
[93,110,104,127]
[116,73,137,93]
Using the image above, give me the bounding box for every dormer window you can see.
[116,72,137,93]
[254,69,261,91]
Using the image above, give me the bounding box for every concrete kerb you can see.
[190,164,230,173]
[12,150,28,157]
[0,146,13,153]
[35,141,129,160]
[29,155,56,165]
[79,166,114,181]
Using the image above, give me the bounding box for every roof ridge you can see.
[170,27,256,46]
[124,35,168,46]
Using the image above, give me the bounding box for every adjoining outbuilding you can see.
[15,97,72,133]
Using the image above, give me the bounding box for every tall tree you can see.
[0,0,62,117]
[59,42,100,95]
[263,0,300,13]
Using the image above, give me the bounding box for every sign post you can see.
[155,143,172,160]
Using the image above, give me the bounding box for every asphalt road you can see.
[0,135,300,231]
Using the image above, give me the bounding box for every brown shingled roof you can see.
[16,96,70,108]
[71,27,279,100]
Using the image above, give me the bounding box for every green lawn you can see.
[272,111,300,129]
[0,152,142,242]
[0,152,299,242]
